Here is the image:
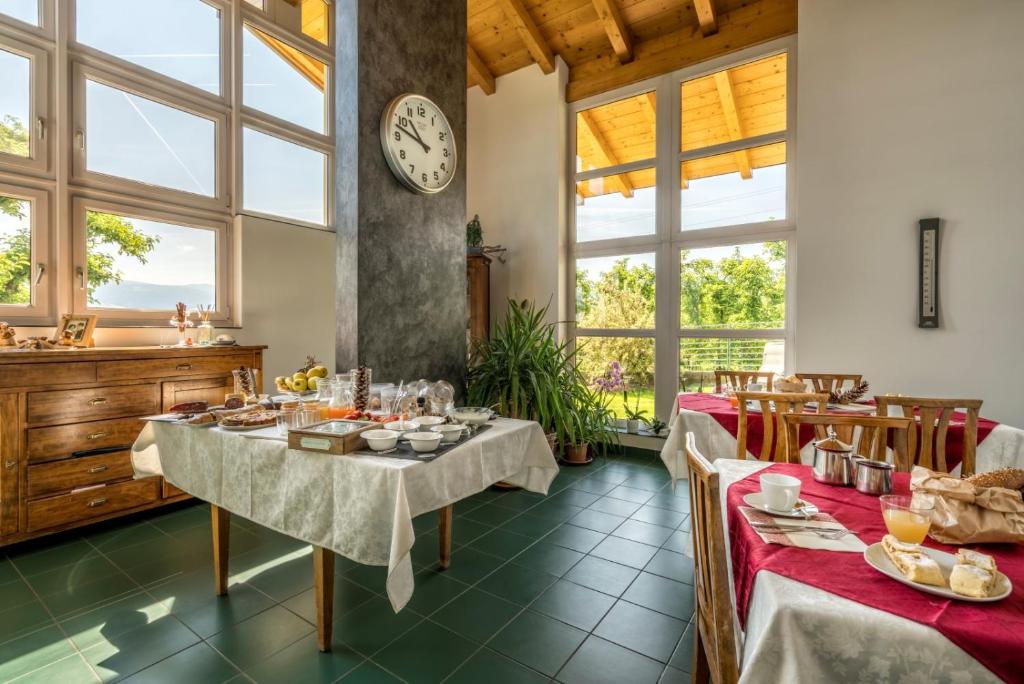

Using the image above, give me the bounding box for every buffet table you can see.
[662,393,1024,480]
[717,460,1017,683]
[131,417,558,650]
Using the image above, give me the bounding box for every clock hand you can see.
[395,125,430,153]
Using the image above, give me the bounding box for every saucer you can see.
[742,492,819,518]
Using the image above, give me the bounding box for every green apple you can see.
[292,377,308,392]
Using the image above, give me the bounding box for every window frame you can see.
[0,0,55,39]
[0,32,52,176]
[567,36,797,420]
[0,181,52,321]
[71,196,234,324]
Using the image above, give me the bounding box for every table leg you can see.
[438,504,453,569]
[313,546,334,652]
[211,505,229,596]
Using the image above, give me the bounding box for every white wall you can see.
[466,59,569,327]
[796,0,1024,423]
[16,215,336,388]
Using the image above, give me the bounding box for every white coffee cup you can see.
[760,473,801,512]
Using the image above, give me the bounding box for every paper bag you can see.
[910,466,1024,545]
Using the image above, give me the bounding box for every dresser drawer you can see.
[27,451,134,498]
[27,417,146,464]
[97,353,256,382]
[27,384,160,426]
[26,477,160,532]
[162,480,187,498]
[0,362,96,389]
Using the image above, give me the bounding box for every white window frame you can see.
[567,36,797,420]
[0,181,52,320]
[71,196,234,324]
[0,32,52,176]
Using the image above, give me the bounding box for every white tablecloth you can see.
[131,418,558,611]
[714,459,999,683]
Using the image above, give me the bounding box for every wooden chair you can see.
[713,370,775,393]
[735,391,827,463]
[795,373,863,394]
[781,413,913,468]
[874,396,984,476]
[686,433,739,684]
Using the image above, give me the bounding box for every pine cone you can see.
[353,365,370,411]
[300,355,319,374]
[829,380,870,404]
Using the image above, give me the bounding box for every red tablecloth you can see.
[678,393,997,471]
[727,464,1024,682]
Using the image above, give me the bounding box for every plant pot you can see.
[467,246,484,255]
[626,419,640,434]
[615,418,628,430]
[563,442,592,465]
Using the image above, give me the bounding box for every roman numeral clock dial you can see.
[379,93,456,195]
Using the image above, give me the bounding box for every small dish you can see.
[430,423,466,443]
[863,543,1012,602]
[363,429,400,451]
[413,416,446,428]
[451,407,492,426]
[742,492,820,519]
[384,420,418,433]
[405,431,443,453]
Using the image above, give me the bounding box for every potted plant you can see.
[643,415,668,437]
[622,390,647,434]
[561,371,617,465]
[466,215,484,255]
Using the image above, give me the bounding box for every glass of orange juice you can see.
[880,495,934,544]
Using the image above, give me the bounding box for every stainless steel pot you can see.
[854,458,894,496]
[811,428,856,486]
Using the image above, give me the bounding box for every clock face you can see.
[380,94,457,194]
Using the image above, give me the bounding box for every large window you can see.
[0,0,334,325]
[570,44,794,419]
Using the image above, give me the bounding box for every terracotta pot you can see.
[563,442,591,465]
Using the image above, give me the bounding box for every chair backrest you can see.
[795,373,863,394]
[873,396,983,476]
[686,433,740,684]
[714,370,775,393]
[781,413,913,469]
[735,391,827,462]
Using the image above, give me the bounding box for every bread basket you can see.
[775,379,807,393]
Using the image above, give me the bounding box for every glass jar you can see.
[328,383,354,419]
[195,322,214,346]
[232,368,258,403]
[350,368,372,411]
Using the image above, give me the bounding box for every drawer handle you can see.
[88,398,108,406]
[4,459,16,470]
[87,497,108,508]
[87,431,108,441]
[87,465,108,474]
[176,364,192,371]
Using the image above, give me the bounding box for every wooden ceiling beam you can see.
[713,70,753,179]
[591,0,633,64]
[577,111,634,198]
[467,44,496,95]
[693,0,718,36]
[497,0,556,75]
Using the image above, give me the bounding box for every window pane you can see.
[681,53,786,153]
[86,210,216,310]
[85,79,216,197]
[575,169,655,242]
[243,24,326,133]
[576,253,655,329]
[680,242,785,330]
[578,336,654,419]
[243,128,325,225]
[0,48,30,158]
[76,0,221,95]
[576,91,655,173]
[0,0,37,26]
[679,338,785,393]
[681,142,785,230]
[0,195,31,305]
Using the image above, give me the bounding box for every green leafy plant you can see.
[466,214,483,249]
[622,390,648,422]
[643,416,667,435]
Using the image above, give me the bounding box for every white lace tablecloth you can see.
[131,418,558,611]
[714,459,999,684]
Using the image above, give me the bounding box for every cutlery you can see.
[749,521,852,539]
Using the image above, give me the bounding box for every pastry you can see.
[955,548,997,573]
[950,563,994,598]
[220,410,277,427]
[169,401,209,414]
[881,534,945,587]
[185,412,216,426]
[965,468,1024,491]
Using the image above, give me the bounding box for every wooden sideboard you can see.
[0,345,265,546]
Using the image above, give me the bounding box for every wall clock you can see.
[379,93,457,195]
[918,217,940,328]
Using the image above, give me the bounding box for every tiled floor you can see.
[0,451,695,683]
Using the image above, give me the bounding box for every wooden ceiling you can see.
[466,0,797,102]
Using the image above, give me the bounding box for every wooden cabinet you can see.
[467,253,491,343]
[0,345,265,546]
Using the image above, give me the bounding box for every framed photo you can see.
[55,314,98,347]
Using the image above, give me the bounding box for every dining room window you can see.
[0,184,51,319]
[569,41,794,420]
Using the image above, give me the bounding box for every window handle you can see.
[36,117,45,140]
[77,266,85,289]
[34,263,45,285]
[75,130,85,150]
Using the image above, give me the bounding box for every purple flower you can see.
[592,361,626,393]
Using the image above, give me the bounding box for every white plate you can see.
[742,492,820,519]
[179,419,218,428]
[864,543,1012,602]
[218,421,275,431]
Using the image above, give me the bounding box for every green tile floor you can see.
[0,452,695,683]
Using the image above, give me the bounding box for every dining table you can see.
[662,392,1024,481]
[131,416,558,651]
[705,460,1022,683]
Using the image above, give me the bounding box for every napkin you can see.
[739,506,867,553]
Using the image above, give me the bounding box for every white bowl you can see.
[363,429,400,451]
[413,416,446,428]
[405,431,443,453]
[384,420,417,433]
[430,423,466,443]
[451,407,491,426]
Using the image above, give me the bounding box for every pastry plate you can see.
[742,492,820,519]
[863,543,1012,602]
[218,421,276,431]
[179,420,218,428]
